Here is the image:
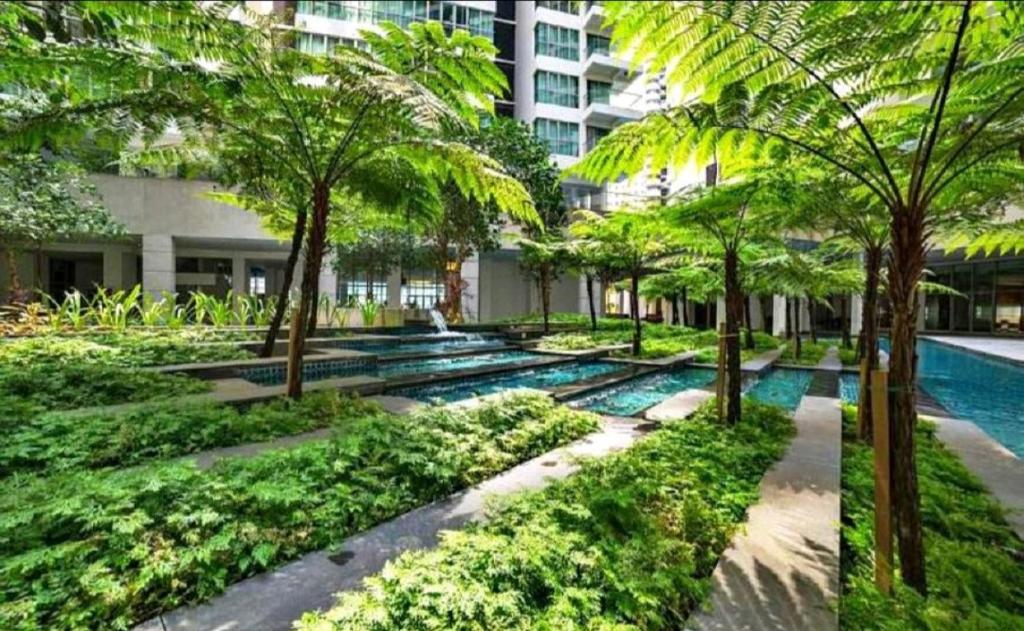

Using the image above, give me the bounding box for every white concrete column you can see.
[772,295,787,337]
[460,255,481,322]
[578,276,591,316]
[850,294,864,336]
[231,255,247,296]
[716,296,726,328]
[800,298,811,332]
[749,296,764,330]
[141,234,175,297]
[385,268,402,309]
[317,264,338,303]
[102,244,125,290]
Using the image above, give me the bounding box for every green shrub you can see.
[838,347,859,366]
[0,391,380,477]
[298,400,794,630]
[538,333,601,351]
[0,393,599,630]
[840,406,1024,629]
[779,339,829,366]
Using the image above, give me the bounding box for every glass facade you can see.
[296,32,364,54]
[537,1,577,14]
[586,125,610,151]
[587,80,611,105]
[923,258,1024,334]
[535,23,579,61]
[296,1,494,38]
[339,274,388,305]
[400,269,444,309]
[534,118,579,156]
[586,33,611,56]
[535,71,578,107]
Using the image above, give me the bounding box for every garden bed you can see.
[297,400,795,629]
[778,339,831,366]
[0,392,599,630]
[840,406,1024,628]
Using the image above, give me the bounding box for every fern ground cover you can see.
[840,407,1024,629]
[298,400,794,630]
[779,340,830,366]
[0,392,599,630]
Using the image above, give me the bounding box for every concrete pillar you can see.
[461,255,481,322]
[141,234,175,297]
[749,296,764,330]
[772,295,787,337]
[317,263,338,304]
[716,296,726,328]
[385,268,402,309]
[850,294,863,336]
[102,244,125,290]
[800,298,811,333]
[231,255,247,296]
[578,276,591,316]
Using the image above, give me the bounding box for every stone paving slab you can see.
[816,347,842,372]
[931,417,1024,539]
[687,395,841,631]
[136,416,646,631]
[644,389,714,422]
[741,348,783,373]
[605,350,698,368]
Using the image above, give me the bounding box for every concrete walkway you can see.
[136,416,646,631]
[741,348,783,373]
[816,347,842,372]
[645,389,714,422]
[932,417,1024,539]
[924,335,1024,365]
[688,396,841,631]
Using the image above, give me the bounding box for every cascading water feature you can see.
[428,309,449,334]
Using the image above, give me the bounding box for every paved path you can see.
[645,389,714,422]
[816,347,842,372]
[688,396,841,631]
[932,417,1024,539]
[741,348,783,373]
[366,395,423,415]
[136,416,646,631]
[924,335,1024,364]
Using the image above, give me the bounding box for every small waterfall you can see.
[428,309,449,334]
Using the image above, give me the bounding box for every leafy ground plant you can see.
[840,406,1024,629]
[0,391,379,478]
[298,400,794,630]
[0,392,599,630]
[779,340,830,366]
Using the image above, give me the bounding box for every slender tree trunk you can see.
[840,294,853,349]
[260,208,307,358]
[630,271,641,356]
[888,209,927,594]
[670,292,680,326]
[809,300,818,345]
[541,268,551,334]
[5,247,24,304]
[442,263,464,324]
[858,246,883,442]
[785,296,792,339]
[723,250,743,424]
[305,282,319,339]
[744,294,755,349]
[585,272,597,331]
[286,184,329,399]
[791,297,803,359]
[761,295,772,334]
[681,287,688,327]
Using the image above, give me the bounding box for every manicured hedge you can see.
[298,400,794,630]
[0,392,599,630]
[840,406,1024,629]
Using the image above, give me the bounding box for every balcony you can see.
[583,1,606,31]
[583,49,631,81]
[583,90,643,127]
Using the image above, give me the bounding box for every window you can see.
[535,23,579,61]
[535,71,578,107]
[587,33,611,56]
[340,273,388,305]
[537,1,577,14]
[249,266,267,296]
[586,125,610,151]
[534,118,579,156]
[587,80,611,105]
[297,2,492,38]
[297,33,365,54]
[401,270,444,308]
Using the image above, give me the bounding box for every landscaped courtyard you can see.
[2,2,1023,630]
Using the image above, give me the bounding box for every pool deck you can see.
[644,388,714,421]
[136,415,647,631]
[741,348,783,373]
[923,335,1024,365]
[931,417,1024,540]
[688,395,841,631]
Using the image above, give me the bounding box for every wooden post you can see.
[716,322,726,421]
[871,368,893,594]
[857,357,870,437]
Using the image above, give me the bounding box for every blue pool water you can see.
[395,361,622,402]
[342,339,506,356]
[840,373,859,404]
[744,369,813,411]
[571,368,717,416]
[880,338,1024,457]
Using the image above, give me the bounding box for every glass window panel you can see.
[535,23,579,61]
[951,264,972,332]
[534,118,579,156]
[587,80,611,105]
[996,259,1024,332]
[535,71,578,107]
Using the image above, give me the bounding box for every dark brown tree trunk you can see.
[680,287,688,327]
[840,294,853,349]
[670,292,680,326]
[887,208,927,595]
[858,246,883,442]
[723,250,743,424]
[286,184,329,400]
[260,208,307,358]
[792,297,803,359]
[785,296,792,339]
[630,271,642,356]
[441,264,464,324]
[744,294,755,349]
[761,296,772,333]
[5,247,24,304]
[540,268,551,335]
[305,282,319,339]
[585,272,597,331]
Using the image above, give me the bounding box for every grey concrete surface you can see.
[924,335,1024,364]
[644,389,714,422]
[741,348,783,373]
[688,395,841,631]
[816,347,842,372]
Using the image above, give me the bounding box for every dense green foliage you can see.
[0,391,378,478]
[0,392,598,630]
[840,407,1024,629]
[839,346,860,367]
[299,400,793,630]
[540,322,781,362]
[779,340,830,366]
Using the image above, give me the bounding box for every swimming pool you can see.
[377,351,537,379]
[840,373,859,404]
[571,368,717,416]
[744,368,813,411]
[340,338,507,356]
[882,337,1024,457]
[395,361,623,402]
